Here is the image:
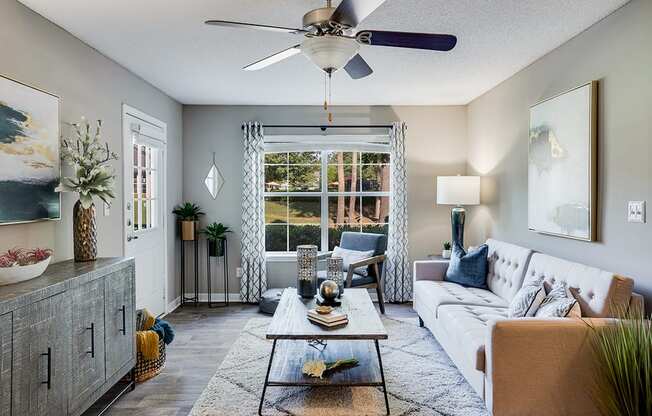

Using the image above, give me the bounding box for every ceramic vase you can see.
[73,200,97,262]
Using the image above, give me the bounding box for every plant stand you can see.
[180,239,199,306]
[206,238,229,307]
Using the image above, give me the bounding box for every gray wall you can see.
[0,0,183,305]
[466,0,652,306]
[182,105,467,293]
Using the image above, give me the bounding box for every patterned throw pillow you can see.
[508,284,546,318]
[534,281,581,318]
[332,246,375,277]
[445,243,489,289]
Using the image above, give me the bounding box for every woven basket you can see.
[134,337,166,383]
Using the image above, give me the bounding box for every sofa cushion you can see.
[445,244,489,289]
[413,280,508,317]
[525,253,634,318]
[438,304,508,372]
[486,239,534,303]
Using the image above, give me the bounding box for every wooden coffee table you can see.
[260,288,389,415]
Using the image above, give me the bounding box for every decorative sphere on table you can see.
[319,280,340,301]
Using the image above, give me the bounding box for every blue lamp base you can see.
[451,206,466,248]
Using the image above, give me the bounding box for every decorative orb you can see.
[319,280,340,301]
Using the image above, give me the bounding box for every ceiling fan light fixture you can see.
[301,36,360,73]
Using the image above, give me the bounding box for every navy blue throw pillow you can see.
[445,243,489,289]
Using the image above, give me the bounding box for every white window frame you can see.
[263,144,391,254]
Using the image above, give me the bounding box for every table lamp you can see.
[436,176,480,248]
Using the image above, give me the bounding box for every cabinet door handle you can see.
[119,305,126,335]
[41,347,51,390]
[86,323,95,358]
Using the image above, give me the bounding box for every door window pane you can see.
[361,152,390,164]
[327,165,360,192]
[328,224,361,250]
[327,151,358,164]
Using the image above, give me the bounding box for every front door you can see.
[123,106,167,316]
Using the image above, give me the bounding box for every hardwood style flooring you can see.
[85,301,416,416]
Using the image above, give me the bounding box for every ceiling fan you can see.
[205,0,457,79]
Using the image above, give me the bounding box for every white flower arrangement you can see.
[57,118,118,209]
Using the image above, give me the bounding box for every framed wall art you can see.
[0,75,60,225]
[528,81,597,241]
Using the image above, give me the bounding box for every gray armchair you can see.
[318,232,387,314]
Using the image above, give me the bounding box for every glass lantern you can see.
[327,256,344,297]
[296,245,318,298]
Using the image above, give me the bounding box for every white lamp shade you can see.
[436,176,480,206]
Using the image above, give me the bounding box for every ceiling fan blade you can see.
[205,20,306,35]
[331,0,387,28]
[344,54,373,79]
[243,45,302,71]
[356,30,457,51]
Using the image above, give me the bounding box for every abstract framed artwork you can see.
[528,81,597,241]
[0,75,60,225]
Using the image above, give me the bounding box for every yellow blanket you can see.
[136,330,160,360]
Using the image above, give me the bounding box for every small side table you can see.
[206,239,229,308]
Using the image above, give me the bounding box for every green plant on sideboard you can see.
[590,309,652,416]
[172,202,204,241]
[201,222,232,257]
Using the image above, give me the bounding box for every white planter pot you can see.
[0,257,51,286]
[441,249,451,259]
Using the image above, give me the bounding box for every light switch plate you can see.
[103,202,111,217]
[627,201,646,223]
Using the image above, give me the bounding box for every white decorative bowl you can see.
[0,257,51,286]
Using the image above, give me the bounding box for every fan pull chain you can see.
[328,73,333,123]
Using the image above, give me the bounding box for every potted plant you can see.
[57,119,117,262]
[172,202,204,241]
[201,222,231,257]
[442,241,452,259]
[591,310,652,416]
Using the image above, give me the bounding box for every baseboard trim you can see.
[166,296,181,315]
[183,292,243,303]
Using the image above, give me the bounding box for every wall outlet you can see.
[627,201,646,223]
[236,267,243,278]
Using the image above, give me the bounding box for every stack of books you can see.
[307,309,348,328]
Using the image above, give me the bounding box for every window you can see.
[264,151,390,252]
[133,142,159,231]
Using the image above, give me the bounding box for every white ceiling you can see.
[19,0,628,105]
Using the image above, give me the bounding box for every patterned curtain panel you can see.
[240,122,267,303]
[384,122,412,302]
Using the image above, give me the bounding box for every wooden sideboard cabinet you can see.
[0,257,136,416]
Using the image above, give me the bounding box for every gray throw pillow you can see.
[445,243,489,289]
[535,281,581,318]
[332,246,375,277]
[508,285,545,318]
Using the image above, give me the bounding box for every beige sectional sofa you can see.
[413,239,644,416]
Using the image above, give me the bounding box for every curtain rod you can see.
[241,124,393,131]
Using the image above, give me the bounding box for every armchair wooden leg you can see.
[375,284,386,315]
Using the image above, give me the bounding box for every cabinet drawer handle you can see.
[86,323,95,358]
[41,347,51,390]
[119,305,126,335]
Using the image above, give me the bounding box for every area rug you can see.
[189,317,489,416]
